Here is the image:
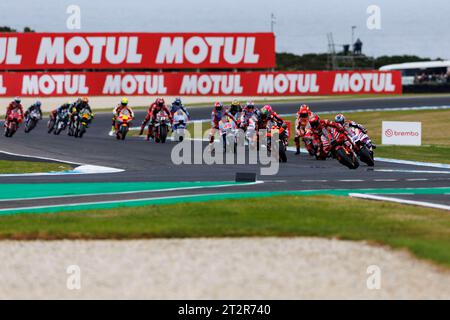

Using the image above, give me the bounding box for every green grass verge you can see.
[0,160,72,174]
[0,195,449,267]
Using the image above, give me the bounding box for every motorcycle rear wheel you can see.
[359,146,374,167]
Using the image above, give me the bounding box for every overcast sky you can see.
[1,0,449,59]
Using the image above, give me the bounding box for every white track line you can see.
[0,149,80,165]
[0,150,124,175]
[374,158,450,169]
[349,193,450,211]
[0,181,262,203]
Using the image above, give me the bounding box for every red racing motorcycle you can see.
[4,111,23,138]
[328,127,360,169]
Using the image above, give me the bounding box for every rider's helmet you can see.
[121,97,128,106]
[335,114,345,124]
[173,97,182,106]
[214,101,223,111]
[298,104,310,118]
[35,100,42,107]
[263,105,273,114]
[156,97,165,107]
[309,113,320,128]
[81,96,89,103]
[246,101,255,110]
[14,97,21,104]
[230,100,241,114]
[261,105,272,118]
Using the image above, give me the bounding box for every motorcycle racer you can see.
[334,114,376,149]
[208,101,237,151]
[170,97,191,120]
[294,104,312,155]
[50,102,71,122]
[228,99,242,119]
[257,105,284,131]
[24,101,43,120]
[112,97,134,132]
[309,113,346,159]
[139,97,172,140]
[69,97,93,128]
[239,101,258,130]
[4,97,24,127]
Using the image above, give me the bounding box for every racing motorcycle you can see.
[219,116,238,153]
[69,108,92,138]
[24,110,41,133]
[328,127,359,169]
[302,128,316,157]
[172,109,188,142]
[348,127,375,167]
[53,109,70,135]
[240,116,258,150]
[268,123,289,162]
[154,110,170,143]
[4,111,23,137]
[116,110,133,140]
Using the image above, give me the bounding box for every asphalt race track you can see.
[1,95,450,211]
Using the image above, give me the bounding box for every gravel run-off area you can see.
[0,237,448,299]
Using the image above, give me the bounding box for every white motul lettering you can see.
[86,37,106,64]
[243,37,259,63]
[0,76,6,94]
[65,37,90,65]
[180,75,198,94]
[22,74,87,95]
[332,73,350,92]
[223,37,245,64]
[156,37,183,64]
[205,37,225,63]
[105,37,128,64]
[103,75,121,94]
[3,38,21,64]
[22,75,40,95]
[257,74,274,94]
[185,37,209,64]
[102,75,166,95]
[36,37,65,64]
[126,37,142,63]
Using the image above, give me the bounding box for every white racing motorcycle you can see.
[24,110,41,133]
[172,109,189,142]
[219,116,239,153]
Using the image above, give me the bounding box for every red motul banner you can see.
[0,71,402,96]
[0,32,275,70]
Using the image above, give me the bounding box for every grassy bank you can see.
[0,195,449,267]
[0,160,72,174]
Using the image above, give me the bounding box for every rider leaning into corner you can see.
[50,101,71,122]
[334,113,377,150]
[294,104,312,155]
[308,113,346,160]
[69,97,93,123]
[4,97,24,127]
[256,104,284,131]
[170,97,191,120]
[111,97,135,133]
[208,101,238,151]
[24,100,43,121]
[139,97,173,140]
[239,101,258,130]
